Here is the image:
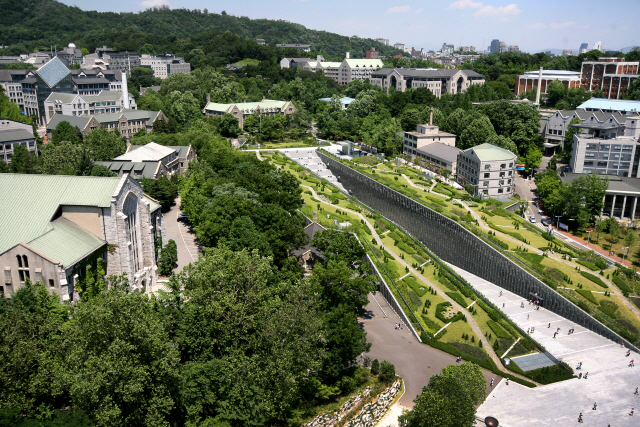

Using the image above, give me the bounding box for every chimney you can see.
[206,93,210,104]
[313,211,318,223]
[346,52,350,59]
[121,72,130,109]
[429,107,433,126]
[535,67,543,106]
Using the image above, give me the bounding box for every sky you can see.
[58,0,640,53]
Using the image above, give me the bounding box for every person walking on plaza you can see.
[630,360,635,367]
[578,412,583,423]
[634,387,638,395]
[578,372,582,379]
[630,408,634,416]
[548,323,551,328]
[584,372,588,379]
[593,402,597,410]
[490,378,494,387]
[553,332,557,338]
[527,314,529,320]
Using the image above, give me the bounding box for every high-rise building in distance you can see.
[490,39,501,54]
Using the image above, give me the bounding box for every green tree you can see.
[546,80,567,107]
[140,176,179,211]
[84,128,126,161]
[399,363,486,427]
[459,116,496,149]
[624,228,636,248]
[51,121,82,145]
[157,239,178,276]
[218,113,241,137]
[378,360,396,382]
[61,287,180,427]
[166,91,201,126]
[8,144,37,173]
[438,169,452,180]
[39,141,85,175]
[521,146,542,173]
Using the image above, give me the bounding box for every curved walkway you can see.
[300,183,539,386]
[400,173,640,323]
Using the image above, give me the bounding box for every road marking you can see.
[369,292,389,318]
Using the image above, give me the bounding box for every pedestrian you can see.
[630,360,635,367]
[548,323,551,328]
[506,378,509,385]
[557,327,561,332]
[527,314,529,320]
[634,387,638,395]
[578,412,583,423]
[630,408,634,416]
[500,291,502,297]
[584,372,588,379]
[553,332,557,338]
[537,305,540,311]
[490,378,494,387]
[527,328,530,334]
[593,402,597,410]
[503,303,505,308]
[529,300,532,305]
[627,349,631,357]
[578,373,582,379]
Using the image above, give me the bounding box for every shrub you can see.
[397,241,417,254]
[445,292,467,307]
[612,276,632,295]
[576,260,599,271]
[487,320,511,339]
[370,359,380,375]
[421,315,442,333]
[157,239,178,276]
[599,300,619,318]
[576,289,598,304]
[379,361,396,382]
[525,365,574,384]
[580,271,608,288]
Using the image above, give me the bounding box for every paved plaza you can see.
[448,264,640,426]
[282,146,348,192]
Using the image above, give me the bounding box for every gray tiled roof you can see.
[94,160,161,179]
[96,109,160,123]
[46,115,92,131]
[560,172,640,194]
[372,68,485,79]
[72,77,110,85]
[416,142,461,163]
[0,129,35,143]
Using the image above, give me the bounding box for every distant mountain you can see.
[0,0,402,58]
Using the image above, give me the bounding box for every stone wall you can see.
[303,380,402,427]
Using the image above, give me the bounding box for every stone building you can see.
[96,142,196,179]
[370,68,485,97]
[292,214,326,277]
[46,109,167,140]
[515,70,582,98]
[202,98,296,129]
[0,174,164,302]
[580,57,639,99]
[456,143,517,200]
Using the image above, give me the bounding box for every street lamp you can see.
[586,230,593,246]
[622,246,630,262]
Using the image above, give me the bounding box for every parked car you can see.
[529,216,537,223]
[178,212,188,221]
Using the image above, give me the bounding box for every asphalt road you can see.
[361,292,501,408]
[163,198,201,274]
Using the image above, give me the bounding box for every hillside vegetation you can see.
[0,0,402,59]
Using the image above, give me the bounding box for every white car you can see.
[529,216,537,223]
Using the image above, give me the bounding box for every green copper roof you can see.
[0,174,123,261]
[464,143,517,162]
[28,217,106,268]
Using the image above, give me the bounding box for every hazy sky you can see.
[58,0,640,53]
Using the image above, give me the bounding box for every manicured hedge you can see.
[580,271,608,288]
[434,302,465,324]
[445,292,467,308]
[397,241,416,254]
[576,289,598,304]
[487,320,511,339]
[576,260,599,271]
[612,276,632,295]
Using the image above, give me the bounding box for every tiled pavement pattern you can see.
[449,264,640,427]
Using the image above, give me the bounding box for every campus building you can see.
[43,90,136,124]
[456,143,517,200]
[202,98,296,129]
[280,55,383,85]
[96,142,196,180]
[0,174,164,301]
[45,109,167,140]
[568,115,640,177]
[0,57,126,121]
[0,119,37,164]
[577,98,640,115]
[140,54,191,79]
[515,70,582,97]
[580,57,639,99]
[403,120,460,174]
[369,68,485,97]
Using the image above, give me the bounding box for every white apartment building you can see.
[456,143,517,200]
[280,55,382,85]
[140,54,191,79]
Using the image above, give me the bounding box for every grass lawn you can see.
[540,257,606,293]
[444,319,478,346]
[233,58,260,66]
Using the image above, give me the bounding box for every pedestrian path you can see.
[283,147,348,193]
[448,264,640,426]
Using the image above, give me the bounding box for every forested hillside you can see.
[0,0,402,58]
